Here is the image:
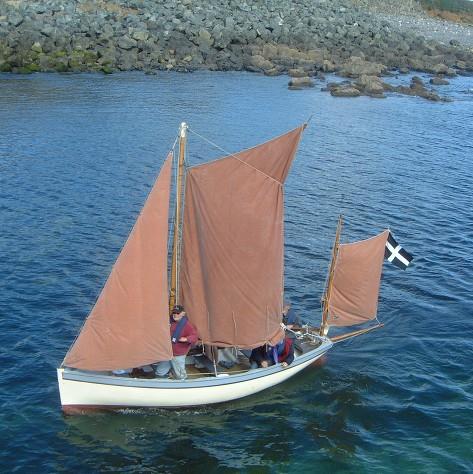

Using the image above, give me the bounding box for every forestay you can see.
[180,126,305,348]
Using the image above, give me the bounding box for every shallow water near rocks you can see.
[0,71,472,472]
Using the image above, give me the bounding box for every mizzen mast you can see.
[319,214,343,336]
[169,122,187,311]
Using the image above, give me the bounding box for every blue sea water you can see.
[0,71,472,473]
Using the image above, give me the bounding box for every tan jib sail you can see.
[180,126,305,348]
[327,230,389,327]
[64,154,174,371]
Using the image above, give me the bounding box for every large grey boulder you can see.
[97,45,118,66]
[355,74,385,97]
[322,59,336,72]
[340,56,386,77]
[117,48,139,70]
[264,67,282,76]
[31,42,42,53]
[262,43,278,60]
[430,76,449,85]
[429,63,449,75]
[331,86,361,97]
[288,76,314,89]
[248,54,274,72]
[393,76,442,101]
[100,24,115,41]
[195,27,214,50]
[131,29,149,42]
[117,35,137,51]
[288,67,307,77]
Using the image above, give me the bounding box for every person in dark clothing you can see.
[282,302,301,330]
[249,337,294,369]
[249,345,270,369]
[270,337,294,367]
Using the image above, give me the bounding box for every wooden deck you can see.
[186,352,251,378]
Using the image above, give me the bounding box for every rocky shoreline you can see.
[1,0,472,100]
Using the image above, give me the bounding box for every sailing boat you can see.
[57,122,411,412]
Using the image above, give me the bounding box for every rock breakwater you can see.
[1,0,472,81]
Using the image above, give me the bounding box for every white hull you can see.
[58,339,332,412]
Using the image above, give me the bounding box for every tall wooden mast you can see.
[169,122,187,312]
[319,214,343,336]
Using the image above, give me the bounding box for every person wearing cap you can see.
[165,305,198,379]
[154,305,198,379]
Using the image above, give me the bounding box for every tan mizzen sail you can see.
[180,126,305,348]
[327,230,389,327]
[63,154,174,371]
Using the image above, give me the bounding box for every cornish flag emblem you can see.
[385,233,413,270]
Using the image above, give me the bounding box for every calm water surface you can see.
[0,71,472,473]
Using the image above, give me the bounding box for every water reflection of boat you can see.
[57,122,411,412]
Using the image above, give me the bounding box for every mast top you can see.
[180,122,188,138]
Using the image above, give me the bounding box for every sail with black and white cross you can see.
[319,218,413,341]
[385,232,413,270]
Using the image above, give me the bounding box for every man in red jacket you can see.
[168,305,198,379]
[155,305,198,379]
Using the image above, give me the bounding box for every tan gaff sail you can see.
[180,126,304,348]
[64,154,174,371]
[327,230,389,327]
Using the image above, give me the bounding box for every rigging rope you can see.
[187,127,234,157]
